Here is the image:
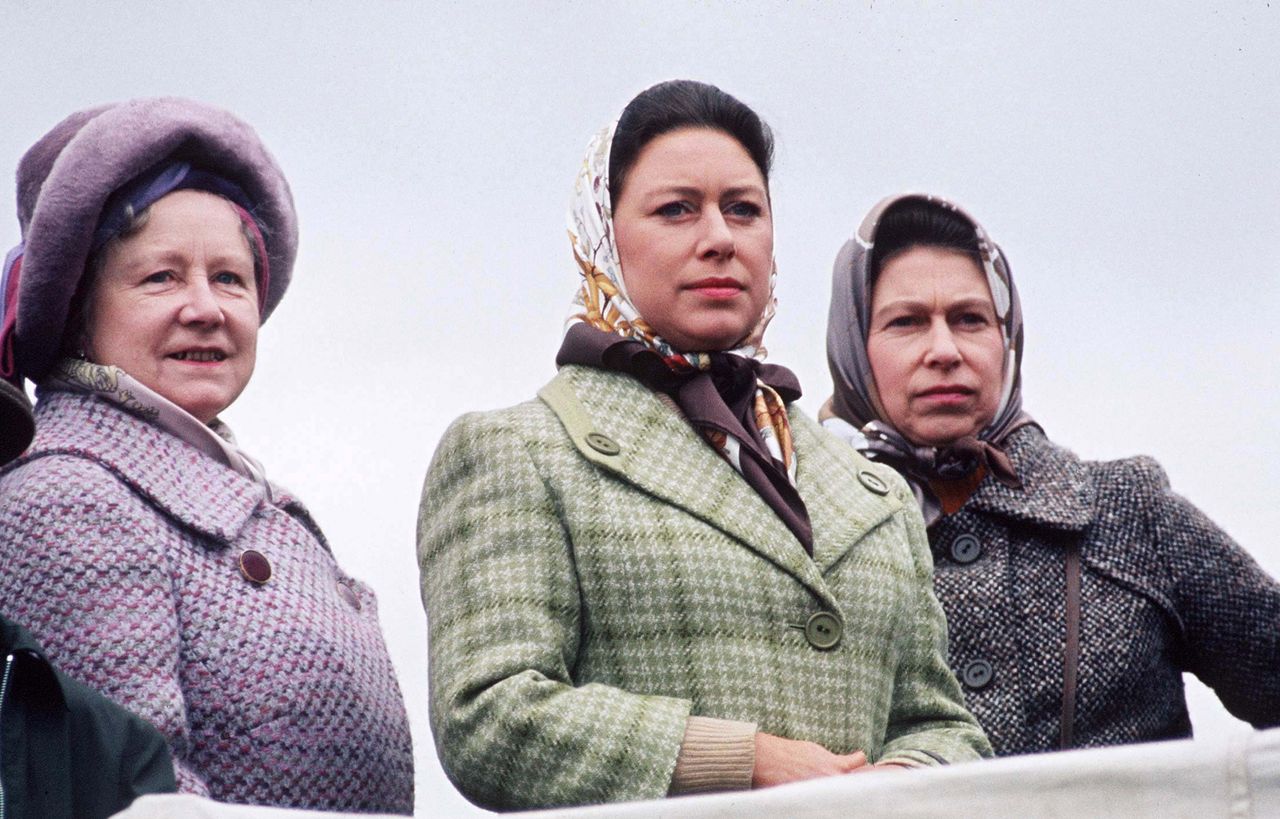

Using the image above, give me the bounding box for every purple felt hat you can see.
[1,97,297,382]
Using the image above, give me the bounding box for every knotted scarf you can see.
[561,122,812,549]
[823,193,1038,525]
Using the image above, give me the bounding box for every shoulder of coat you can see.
[0,451,168,560]
[440,387,562,447]
[17,392,264,544]
[1080,451,1170,500]
[0,448,139,508]
[1014,427,1170,511]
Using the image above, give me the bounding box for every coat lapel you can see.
[541,367,901,602]
[22,391,265,545]
[965,427,1095,531]
[791,412,904,573]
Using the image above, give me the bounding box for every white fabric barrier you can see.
[115,727,1280,818]
[529,728,1280,819]
[111,796,403,819]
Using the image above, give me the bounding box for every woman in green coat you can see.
[417,80,991,811]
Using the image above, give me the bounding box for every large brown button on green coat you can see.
[418,366,990,810]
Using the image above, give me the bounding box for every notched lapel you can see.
[965,427,1094,531]
[539,367,830,599]
[792,412,903,573]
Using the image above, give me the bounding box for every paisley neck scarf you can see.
[41,357,273,498]
[823,192,1038,525]
[560,122,811,549]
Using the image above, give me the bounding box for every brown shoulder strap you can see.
[1060,542,1082,749]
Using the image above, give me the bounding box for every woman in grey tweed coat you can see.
[419,82,990,811]
[822,192,1280,756]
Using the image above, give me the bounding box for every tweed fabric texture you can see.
[929,425,1280,755]
[0,391,414,813]
[418,365,990,810]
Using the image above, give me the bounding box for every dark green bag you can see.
[1,616,176,819]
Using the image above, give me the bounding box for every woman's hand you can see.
[751,732,870,788]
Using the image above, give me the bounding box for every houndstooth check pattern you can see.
[418,365,989,810]
[0,391,414,813]
[929,425,1280,756]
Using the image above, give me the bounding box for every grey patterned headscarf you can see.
[823,192,1036,523]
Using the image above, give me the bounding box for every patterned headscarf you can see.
[824,192,1037,524]
[564,123,798,487]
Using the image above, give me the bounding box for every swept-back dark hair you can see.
[870,198,981,278]
[608,80,774,203]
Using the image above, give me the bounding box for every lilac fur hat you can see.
[3,97,297,382]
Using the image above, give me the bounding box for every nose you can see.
[177,277,225,326]
[922,319,961,368]
[696,211,735,260]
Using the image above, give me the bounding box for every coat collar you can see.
[540,366,903,605]
[18,391,265,544]
[963,425,1095,530]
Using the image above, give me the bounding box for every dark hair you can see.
[608,80,774,203]
[870,198,981,278]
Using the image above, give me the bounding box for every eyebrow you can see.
[872,296,996,317]
[112,246,253,274]
[643,183,767,199]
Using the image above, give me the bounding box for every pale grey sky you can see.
[4,2,1278,816]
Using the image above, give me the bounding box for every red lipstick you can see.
[687,277,743,299]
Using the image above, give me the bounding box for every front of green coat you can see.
[419,366,990,810]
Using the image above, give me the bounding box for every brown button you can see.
[238,550,272,584]
[337,580,362,611]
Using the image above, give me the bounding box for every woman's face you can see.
[866,245,1005,447]
[84,189,259,423]
[612,127,773,352]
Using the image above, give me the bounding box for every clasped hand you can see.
[752,732,908,788]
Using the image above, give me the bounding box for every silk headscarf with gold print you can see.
[564,122,797,487]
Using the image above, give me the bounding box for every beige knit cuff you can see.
[668,716,757,795]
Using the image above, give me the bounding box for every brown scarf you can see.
[558,323,813,551]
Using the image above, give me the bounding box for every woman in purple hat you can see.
[0,99,413,813]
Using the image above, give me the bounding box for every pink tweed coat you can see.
[0,390,414,813]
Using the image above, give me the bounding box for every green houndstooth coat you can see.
[418,365,990,810]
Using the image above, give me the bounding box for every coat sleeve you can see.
[1137,458,1280,727]
[0,455,211,796]
[878,483,994,765]
[418,411,692,810]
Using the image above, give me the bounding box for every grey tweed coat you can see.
[930,425,1280,755]
[418,365,990,811]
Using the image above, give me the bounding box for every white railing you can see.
[115,726,1280,818]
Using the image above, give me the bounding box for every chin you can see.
[170,393,234,424]
[658,313,755,353]
[911,422,983,448]
[671,328,751,353]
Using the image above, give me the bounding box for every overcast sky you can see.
[4,2,1278,816]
